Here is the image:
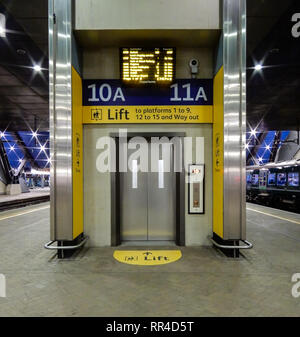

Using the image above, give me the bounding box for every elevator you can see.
[120,137,176,242]
[109,133,186,246]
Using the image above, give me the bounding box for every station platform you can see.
[0,202,299,316]
[0,188,50,211]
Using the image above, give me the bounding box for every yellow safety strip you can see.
[0,205,50,221]
[247,207,300,225]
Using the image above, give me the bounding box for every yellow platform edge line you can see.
[247,207,300,225]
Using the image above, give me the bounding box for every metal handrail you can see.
[209,237,253,249]
[44,235,89,250]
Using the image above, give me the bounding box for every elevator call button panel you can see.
[188,164,204,214]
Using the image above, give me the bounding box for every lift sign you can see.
[82,79,213,124]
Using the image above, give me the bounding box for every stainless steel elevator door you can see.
[120,139,176,241]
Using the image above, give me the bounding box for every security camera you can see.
[189,59,199,78]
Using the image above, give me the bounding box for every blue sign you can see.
[82,79,213,106]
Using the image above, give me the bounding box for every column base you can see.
[212,233,240,258]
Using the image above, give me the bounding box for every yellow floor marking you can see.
[247,207,300,225]
[0,205,50,221]
[113,250,182,266]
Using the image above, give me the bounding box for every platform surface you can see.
[0,187,50,204]
[0,202,299,316]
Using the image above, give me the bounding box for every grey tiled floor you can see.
[0,202,300,316]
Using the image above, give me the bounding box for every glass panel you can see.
[288,172,299,187]
[277,173,286,187]
[268,173,276,186]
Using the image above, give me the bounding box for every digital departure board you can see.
[121,48,175,84]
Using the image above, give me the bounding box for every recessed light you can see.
[33,64,41,72]
[255,64,262,71]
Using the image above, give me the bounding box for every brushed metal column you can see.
[223,0,246,240]
[49,0,73,240]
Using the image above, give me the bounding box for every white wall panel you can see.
[75,0,220,30]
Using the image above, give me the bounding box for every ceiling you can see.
[246,0,300,131]
[0,0,48,132]
[0,0,299,132]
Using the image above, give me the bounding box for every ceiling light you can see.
[33,64,41,72]
[254,64,262,71]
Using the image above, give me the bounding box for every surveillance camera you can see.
[189,59,199,77]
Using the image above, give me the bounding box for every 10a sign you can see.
[82,79,213,107]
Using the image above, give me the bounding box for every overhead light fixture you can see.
[0,13,6,38]
[254,64,262,71]
[33,64,42,72]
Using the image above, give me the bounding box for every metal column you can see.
[49,0,73,240]
[223,0,246,240]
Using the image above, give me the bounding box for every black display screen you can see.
[121,48,175,84]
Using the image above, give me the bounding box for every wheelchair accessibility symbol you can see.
[91,109,102,121]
